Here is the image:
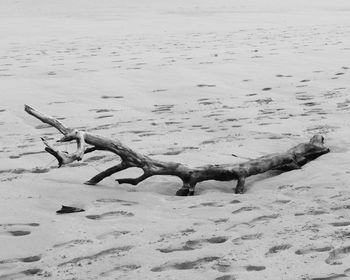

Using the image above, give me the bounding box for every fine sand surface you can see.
[1,0,350,279]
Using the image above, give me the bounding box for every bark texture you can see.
[24,105,330,195]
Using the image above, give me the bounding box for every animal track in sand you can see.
[86,211,134,220]
[158,236,228,253]
[295,246,333,255]
[151,256,220,272]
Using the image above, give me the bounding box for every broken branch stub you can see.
[24,105,330,196]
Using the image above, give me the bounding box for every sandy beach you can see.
[1,0,350,279]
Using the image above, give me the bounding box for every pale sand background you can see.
[1,0,350,279]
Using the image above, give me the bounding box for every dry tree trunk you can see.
[24,105,330,196]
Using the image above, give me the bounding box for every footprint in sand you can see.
[309,273,349,280]
[230,200,240,204]
[212,218,229,225]
[325,245,350,265]
[0,255,41,264]
[266,244,291,255]
[232,206,258,214]
[84,155,106,163]
[245,265,266,271]
[330,221,350,227]
[100,264,141,277]
[0,268,43,279]
[0,223,39,237]
[273,199,291,204]
[152,89,167,93]
[189,202,224,208]
[151,256,220,272]
[95,198,138,206]
[158,236,228,253]
[6,230,31,236]
[53,239,93,248]
[331,205,350,211]
[197,84,216,88]
[86,211,134,220]
[295,209,328,216]
[58,246,133,267]
[97,230,130,240]
[101,95,124,99]
[152,104,174,114]
[227,214,279,230]
[295,246,333,255]
[215,275,236,280]
[249,214,279,225]
[294,186,311,191]
[95,115,113,119]
[232,233,263,244]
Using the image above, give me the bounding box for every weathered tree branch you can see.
[24,105,330,196]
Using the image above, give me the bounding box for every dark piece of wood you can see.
[56,205,85,214]
[24,105,330,195]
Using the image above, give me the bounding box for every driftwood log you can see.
[24,105,330,196]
